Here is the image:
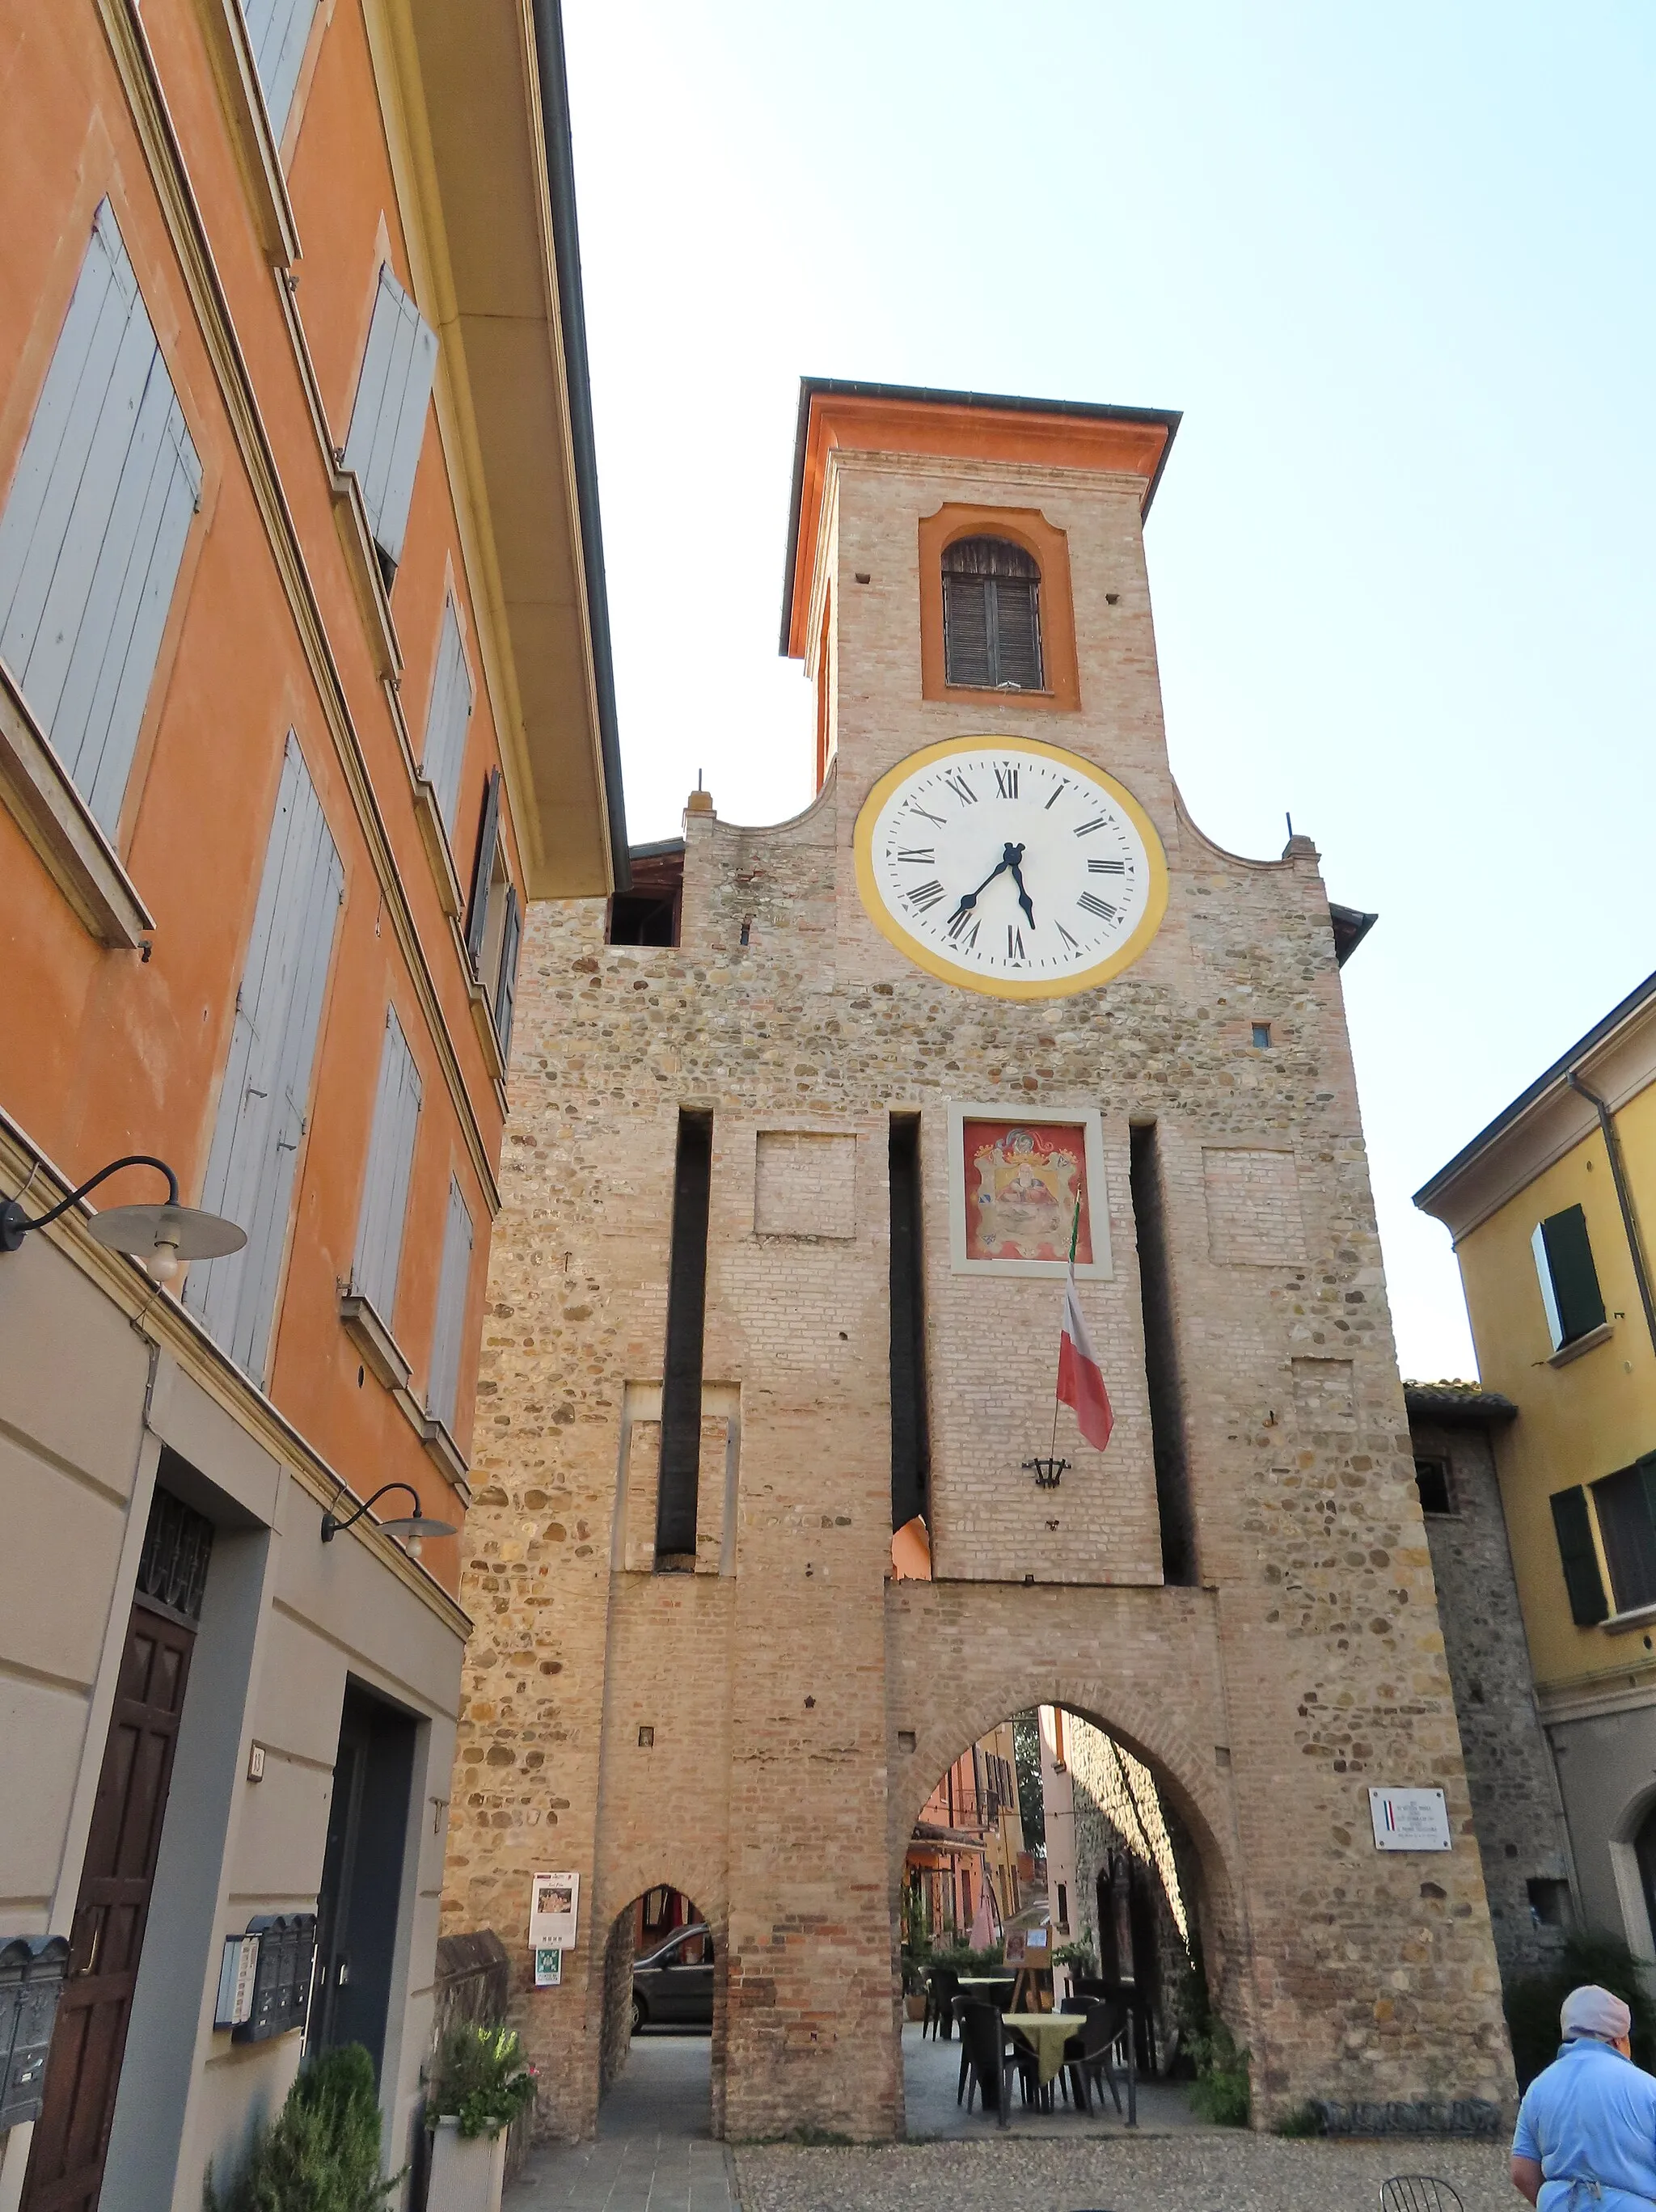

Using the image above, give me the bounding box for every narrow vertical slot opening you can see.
[1130,1121,1198,1585]
[889,1113,930,1535]
[657,1109,712,1569]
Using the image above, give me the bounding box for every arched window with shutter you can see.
[941,536,1043,690]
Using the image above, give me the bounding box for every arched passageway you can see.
[895,1696,1231,2136]
[596,1886,723,2140]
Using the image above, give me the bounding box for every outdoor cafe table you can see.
[1003,2011,1074,2092]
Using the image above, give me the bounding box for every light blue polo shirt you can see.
[1512,2037,1656,2211]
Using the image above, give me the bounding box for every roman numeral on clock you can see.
[1088,858,1126,874]
[1056,921,1080,951]
[909,805,946,826]
[907,880,945,911]
[1074,817,1107,838]
[945,771,978,805]
[897,848,935,864]
[1078,892,1117,921]
[994,764,1019,800]
[1007,926,1026,962]
[946,910,979,947]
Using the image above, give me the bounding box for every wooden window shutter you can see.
[988,577,1042,690]
[465,766,501,972]
[342,264,437,571]
[421,594,473,836]
[350,1006,422,1323]
[1536,1204,1606,1349]
[1590,1460,1656,1616]
[185,732,342,1382]
[940,537,1042,690]
[0,200,201,835]
[942,573,991,686]
[426,1176,474,1432]
[240,0,322,140]
[1549,1485,1608,1625]
[493,884,522,1066]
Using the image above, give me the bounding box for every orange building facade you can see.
[0,0,623,2204]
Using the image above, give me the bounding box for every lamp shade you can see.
[378,1516,458,1542]
[88,1203,247,1262]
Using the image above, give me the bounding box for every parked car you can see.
[632,1923,713,2031]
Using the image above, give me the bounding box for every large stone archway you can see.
[885,1580,1250,2055]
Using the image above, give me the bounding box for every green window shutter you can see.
[1540,1204,1606,1346]
[1550,1485,1608,1626]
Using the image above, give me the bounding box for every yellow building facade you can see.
[1417,970,1656,1956]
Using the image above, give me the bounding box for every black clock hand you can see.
[1006,851,1036,928]
[948,846,1016,919]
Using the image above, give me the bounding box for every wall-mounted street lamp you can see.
[320,1482,456,1560]
[0,1155,245,1282]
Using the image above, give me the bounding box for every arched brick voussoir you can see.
[883,1581,1240,1930]
[591,1865,729,1947]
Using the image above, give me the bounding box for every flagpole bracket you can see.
[1023,1456,1069,1491]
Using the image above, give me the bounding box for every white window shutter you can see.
[1531,1220,1565,1353]
[351,1006,423,1322]
[241,0,322,141]
[421,594,473,836]
[342,265,437,570]
[427,1176,474,1432]
[186,732,342,1382]
[0,201,201,835]
[494,883,522,1066]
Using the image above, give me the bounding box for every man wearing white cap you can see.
[1510,1984,1656,2208]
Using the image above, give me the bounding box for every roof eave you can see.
[779,377,1183,656]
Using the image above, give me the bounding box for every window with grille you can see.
[137,1481,215,1625]
[941,536,1042,691]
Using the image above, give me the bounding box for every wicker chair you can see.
[1379,2181,1464,2212]
[923,1964,961,2041]
[957,2000,1012,2127]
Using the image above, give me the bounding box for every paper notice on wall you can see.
[530,1871,579,1948]
[534,1948,562,1988]
[1368,1788,1451,1852]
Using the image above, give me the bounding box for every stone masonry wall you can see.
[1410,1412,1575,1979]
[442,435,1514,2139]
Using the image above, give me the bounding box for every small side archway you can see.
[594,1878,729,2137]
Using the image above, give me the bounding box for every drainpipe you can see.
[1565,1067,1656,1361]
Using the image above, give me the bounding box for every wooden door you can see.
[22,1603,194,2212]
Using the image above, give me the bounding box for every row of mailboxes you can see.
[0,1936,70,2130]
[214,1914,318,2043]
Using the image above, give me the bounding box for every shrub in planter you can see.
[426,2023,537,2141]
[204,2043,396,2212]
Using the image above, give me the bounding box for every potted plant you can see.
[205,2043,399,2210]
[426,2023,537,2212]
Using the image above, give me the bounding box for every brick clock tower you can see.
[444,381,1514,2138]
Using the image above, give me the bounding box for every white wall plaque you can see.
[529,1871,579,1948]
[1369,1787,1451,1852]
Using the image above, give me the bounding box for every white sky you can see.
[561,1,1656,1380]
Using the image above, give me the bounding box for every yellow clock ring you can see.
[853,734,1169,1001]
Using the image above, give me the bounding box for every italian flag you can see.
[1058,1265,1113,1452]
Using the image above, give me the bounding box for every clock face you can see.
[853,737,1168,999]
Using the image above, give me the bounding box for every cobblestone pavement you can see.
[732,2136,1514,2212]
